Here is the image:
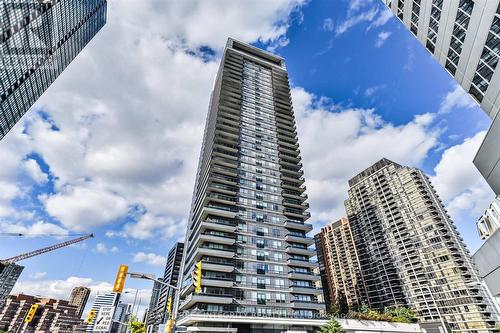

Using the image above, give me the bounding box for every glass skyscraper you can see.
[176,38,324,332]
[0,0,107,140]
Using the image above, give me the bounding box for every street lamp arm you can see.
[127,272,179,290]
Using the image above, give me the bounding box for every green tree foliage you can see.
[319,318,345,333]
[337,290,349,315]
[130,316,146,333]
[327,290,350,316]
[348,305,416,323]
[384,306,417,323]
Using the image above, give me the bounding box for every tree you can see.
[129,316,146,333]
[319,318,345,333]
[336,290,349,315]
[383,307,417,323]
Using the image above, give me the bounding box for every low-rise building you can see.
[0,294,84,333]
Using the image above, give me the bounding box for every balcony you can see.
[179,294,233,310]
[202,278,234,288]
[288,271,320,281]
[282,190,307,201]
[279,152,301,164]
[290,286,323,295]
[283,198,309,210]
[200,205,238,220]
[196,247,235,259]
[205,193,237,206]
[284,220,313,232]
[202,262,235,273]
[283,207,311,219]
[285,234,314,245]
[200,220,237,233]
[211,164,237,177]
[210,173,238,185]
[199,233,236,246]
[285,245,315,257]
[291,300,325,310]
[282,181,306,192]
[287,258,318,268]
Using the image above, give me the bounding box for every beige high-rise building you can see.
[345,158,499,332]
[381,0,499,196]
[314,218,369,309]
[68,287,90,318]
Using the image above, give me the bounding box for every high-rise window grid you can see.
[410,0,421,35]
[469,5,500,103]
[397,0,405,20]
[0,0,106,139]
[445,0,474,75]
[426,0,443,53]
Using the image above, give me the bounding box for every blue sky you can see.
[0,0,495,315]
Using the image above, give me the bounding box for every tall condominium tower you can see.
[345,158,499,332]
[176,38,324,332]
[0,0,107,140]
[0,263,23,307]
[68,286,91,318]
[381,0,499,195]
[147,242,184,333]
[314,218,369,309]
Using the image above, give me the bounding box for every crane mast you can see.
[0,234,94,265]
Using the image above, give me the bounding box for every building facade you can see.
[146,242,184,333]
[176,38,324,332]
[345,158,499,332]
[0,0,107,140]
[0,263,23,307]
[314,218,369,310]
[69,286,91,318]
[382,0,500,195]
[0,294,83,333]
[85,291,119,332]
[476,196,500,240]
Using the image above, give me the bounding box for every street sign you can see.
[93,306,115,332]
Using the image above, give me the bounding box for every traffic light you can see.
[166,296,172,315]
[165,319,174,333]
[24,304,39,323]
[85,309,97,324]
[113,264,128,293]
[193,261,202,294]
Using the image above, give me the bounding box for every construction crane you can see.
[0,233,94,265]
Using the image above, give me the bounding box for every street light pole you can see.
[127,272,181,328]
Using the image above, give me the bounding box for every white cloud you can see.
[336,7,378,36]
[323,18,334,32]
[368,7,393,30]
[94,242,119,254]
[375,31,392,47]
[132,252,167,267]
[0,220,68,236]
[431,131,493,210]
[291,87,439,227]
[23,159,48,184]
[42,185,128,231]
[439,84,477,114]
[30,272,47,279]
[364,84,386,97]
